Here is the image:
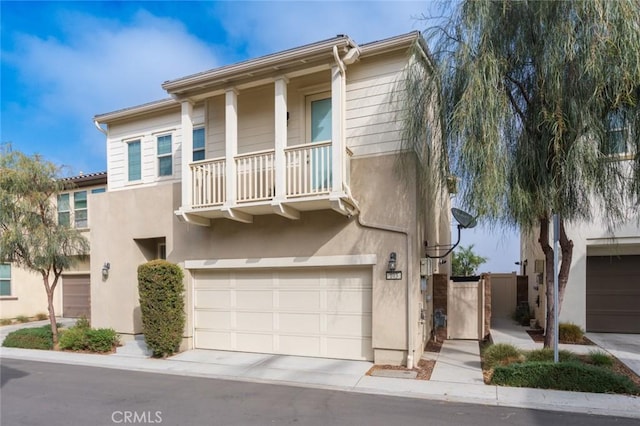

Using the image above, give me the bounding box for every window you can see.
[128,140,142,181]
[604,110,629,155]
[91,187,106,194]
[74,191,88,228]
[306,93,332,190]
[157,243,166,260]
[193,128,205,161]
[157,134,173,176]
[0,264,11,296]
[57,193,70,226]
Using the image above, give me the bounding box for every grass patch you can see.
[491,362,640,395]
[15,315,30,323]
[0,318,13,326]
[525,348,579,363]
[2,326,53,350]
[588,351,614,367]
[483,343,523,368]
[559,323,584,344]
[35,312,48,321]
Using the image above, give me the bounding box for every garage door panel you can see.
[194,267,373,360]
[279,313,321,334]
[195,290,231,309]
[586,255,640,333]
[279,291,321,310]
[195,311,231,329]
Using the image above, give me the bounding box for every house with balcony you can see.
[0,172,107,321]
[91,31,451,366]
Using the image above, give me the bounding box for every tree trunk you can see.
[539,215,574,348]
[42,272,60,350]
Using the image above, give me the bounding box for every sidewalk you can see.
[1,320,639,419]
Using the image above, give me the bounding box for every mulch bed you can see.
[366,358,435,380]
[526,329,595,345]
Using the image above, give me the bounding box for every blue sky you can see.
[0,0,519,271]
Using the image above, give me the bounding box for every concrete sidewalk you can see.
[1,320,639,419]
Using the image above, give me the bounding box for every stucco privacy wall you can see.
[522,217,640,330]
[90,154,433,363]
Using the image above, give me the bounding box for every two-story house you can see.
[91,31,450,367]
[0,172,107,321]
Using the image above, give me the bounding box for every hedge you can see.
[138,260,185,358]
[2,326,53,350]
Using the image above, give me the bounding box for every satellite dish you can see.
[451,208,477,229]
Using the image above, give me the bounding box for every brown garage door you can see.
[63,274,91,318]
[586,255,640,333]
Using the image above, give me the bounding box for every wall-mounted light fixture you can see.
[515,259,528,275]
[102,262,111,279]
[386,252,402,280]
[424,208,478,259]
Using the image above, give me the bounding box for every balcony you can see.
[181,142,356,225]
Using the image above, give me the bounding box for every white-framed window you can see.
[157,134,173,176]
[91,187,106,194]
[605,110,630,155]
[0,263,11,297]
[193,127,205,161]
[127,139,142,181]
[57,193,71,226]
[74,190,88,228]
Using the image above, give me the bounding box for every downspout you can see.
[356,214,414,369]
[93,120,107,135]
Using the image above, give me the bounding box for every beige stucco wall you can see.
[0,265,61,319]
[90,153,442,364]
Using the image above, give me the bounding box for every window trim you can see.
[57,193,71,227]
[126,138,142,182]
[156,133,173,177]
[192,127,206,162]
[73,190,88,229]
[0,263,12,297]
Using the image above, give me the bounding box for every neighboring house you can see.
[521,155,639,333]
[0,172,107,321]
[92,31,451,366]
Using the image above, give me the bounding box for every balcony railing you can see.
[191,158,226,208]
[189,141,341,209]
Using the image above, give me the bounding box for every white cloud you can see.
[7,10,220,118]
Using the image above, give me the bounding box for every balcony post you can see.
[274,77,288,201]
[331,64,345,195]
[225,88,239,206]
[181,100,194,207]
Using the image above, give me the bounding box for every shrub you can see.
[2,326,53,350]
[138,260,185,358]
[512,303,532,326]
[75,316,91,330]
[525,348,579,363]
[589,351,614,367]
[16,315,30,323]
[86,328,119,352]
[35,312,48,321]
[491,362,639,394]
[559,323,584,343]
[0,318,12,326]
[59,327,88,351]
[483,344,523,368]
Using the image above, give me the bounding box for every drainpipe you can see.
[93,120,107,135]
[356,214,414,369]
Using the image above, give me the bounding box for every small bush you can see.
[589,351,614,367]
[559,323,584,343]
[138,260,185,358]
[59,327,88,351]
[75,316,91,330]
[16,315,30,323]
[35,312,48,321]
[483,344,523,368]
[491,362,639,394]
[2,326,53,350]
[512,303,532,326]
[0,318,12,326]
[525,348,579,363]
[86,328,119,352]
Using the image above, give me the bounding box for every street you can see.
[1,359,636,426]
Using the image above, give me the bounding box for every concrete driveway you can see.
[587,333,640,376]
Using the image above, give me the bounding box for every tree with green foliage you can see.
[0,150,89,349]
[452,244,487,276]
[402,1,640,347]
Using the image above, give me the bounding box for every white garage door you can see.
[193,267,373,361]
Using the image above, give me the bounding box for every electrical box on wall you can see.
[420,258,431,276]
[534,259,545,274]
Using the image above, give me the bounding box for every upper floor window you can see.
[128,140,142,181]
[604,110,630,155]
[74,191,88,228]
[193,128,205,161]
[157,134,173,176]
[0,263,11,296]
[91,187,106,194]
[57,193,71,226]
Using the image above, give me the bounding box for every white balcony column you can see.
[331,64,345,195]
[181,100,194,207]
[274,77,288,201]
[225,88,239,206]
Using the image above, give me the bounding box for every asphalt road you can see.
[1,358,636,426]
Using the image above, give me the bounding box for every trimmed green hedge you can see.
[2,326,53,350]
[138,260,185,358]
[59,325,119,353]
[491,362,639,394]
